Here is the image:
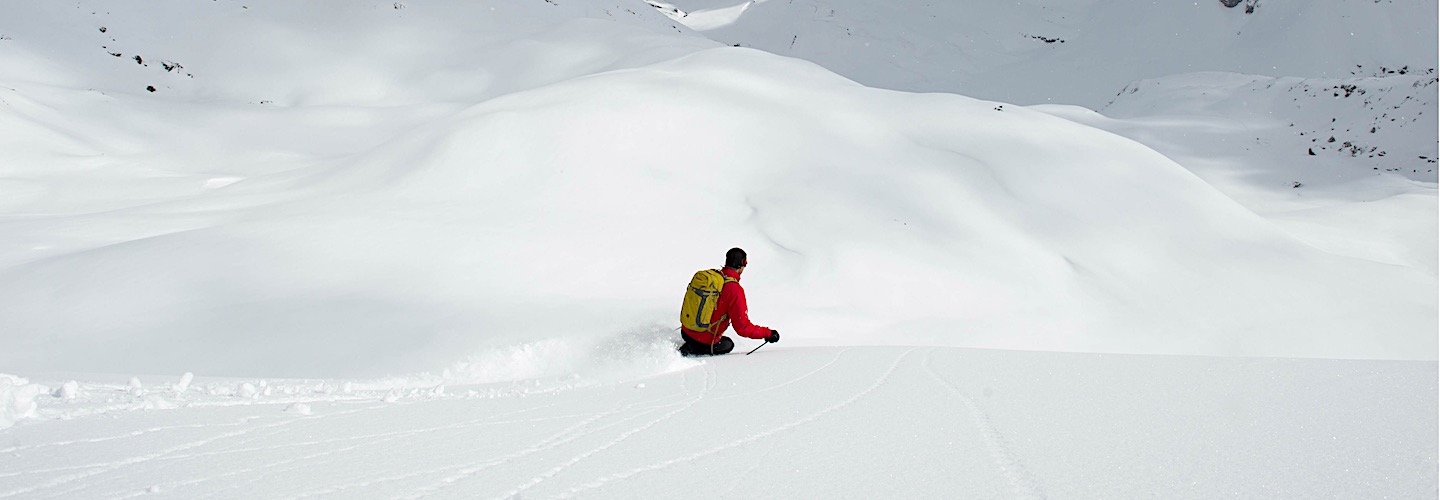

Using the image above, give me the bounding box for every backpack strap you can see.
[706,274,740,351]
[708,313,728,335]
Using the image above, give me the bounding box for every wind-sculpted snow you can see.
[0,0,1435,380]
[0,1,1433,497]
[0,349,1433,497]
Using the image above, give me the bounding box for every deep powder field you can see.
[0,0,1435,497]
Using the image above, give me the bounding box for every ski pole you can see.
[746,342,767,355]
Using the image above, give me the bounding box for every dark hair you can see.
[724,247,747,269]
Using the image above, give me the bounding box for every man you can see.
[679,247,780,356]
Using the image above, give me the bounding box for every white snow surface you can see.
[0,0,1432,379]
[2,349,1436,498]
[662,0,1439,108]
[0,0,1436,496]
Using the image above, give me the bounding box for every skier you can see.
[679,247,780,356]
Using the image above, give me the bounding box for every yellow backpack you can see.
[680,269,736,332]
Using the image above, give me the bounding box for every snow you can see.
[0,375,44,430]
[174,373,193,395]
[236,383,257,399]
[52,381,78,401]
[0,2,1432,377]
[0,350,1433,498]
[663,0,1438,108]
[0,0,1435,496]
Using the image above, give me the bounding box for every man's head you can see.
[724,247,747,271]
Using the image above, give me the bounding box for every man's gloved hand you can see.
[766,330,780,343]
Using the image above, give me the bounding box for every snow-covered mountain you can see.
[0,0,1435,496]
[656,0,1437,107]
[660,0,1440,182]
[1,0,1433,380]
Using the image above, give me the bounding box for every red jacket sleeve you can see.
[722,281,771,340]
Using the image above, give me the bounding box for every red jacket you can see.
[681,267,771,344]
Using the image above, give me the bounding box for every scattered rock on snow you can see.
[1023,34,1064,44]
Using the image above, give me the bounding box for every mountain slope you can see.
[1,0,1435,379]
[658,0,1438,108]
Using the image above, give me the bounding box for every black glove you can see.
[766,330,780,343]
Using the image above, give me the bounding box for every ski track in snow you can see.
[0,419,253,457]
[214,397,626,498]
[489,363,719,499]
[396,406,664,499]
[708,347,852,402]
[922,350,1047,500]
[399,365,715,499]
[284,398,611,498]
[186,404,558,500]
[334,400,659,498]
[327,350,849,498]
[554,348,917,498]
[116,425,407,500]
[0,404,381,499]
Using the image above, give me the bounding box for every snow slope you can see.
[1039,71,1438,276]
[657,0,1440,270]
[0,0,1436,497]
[1,0,1434,381]
[658,0,1439,108]
[2,348,1435,498]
